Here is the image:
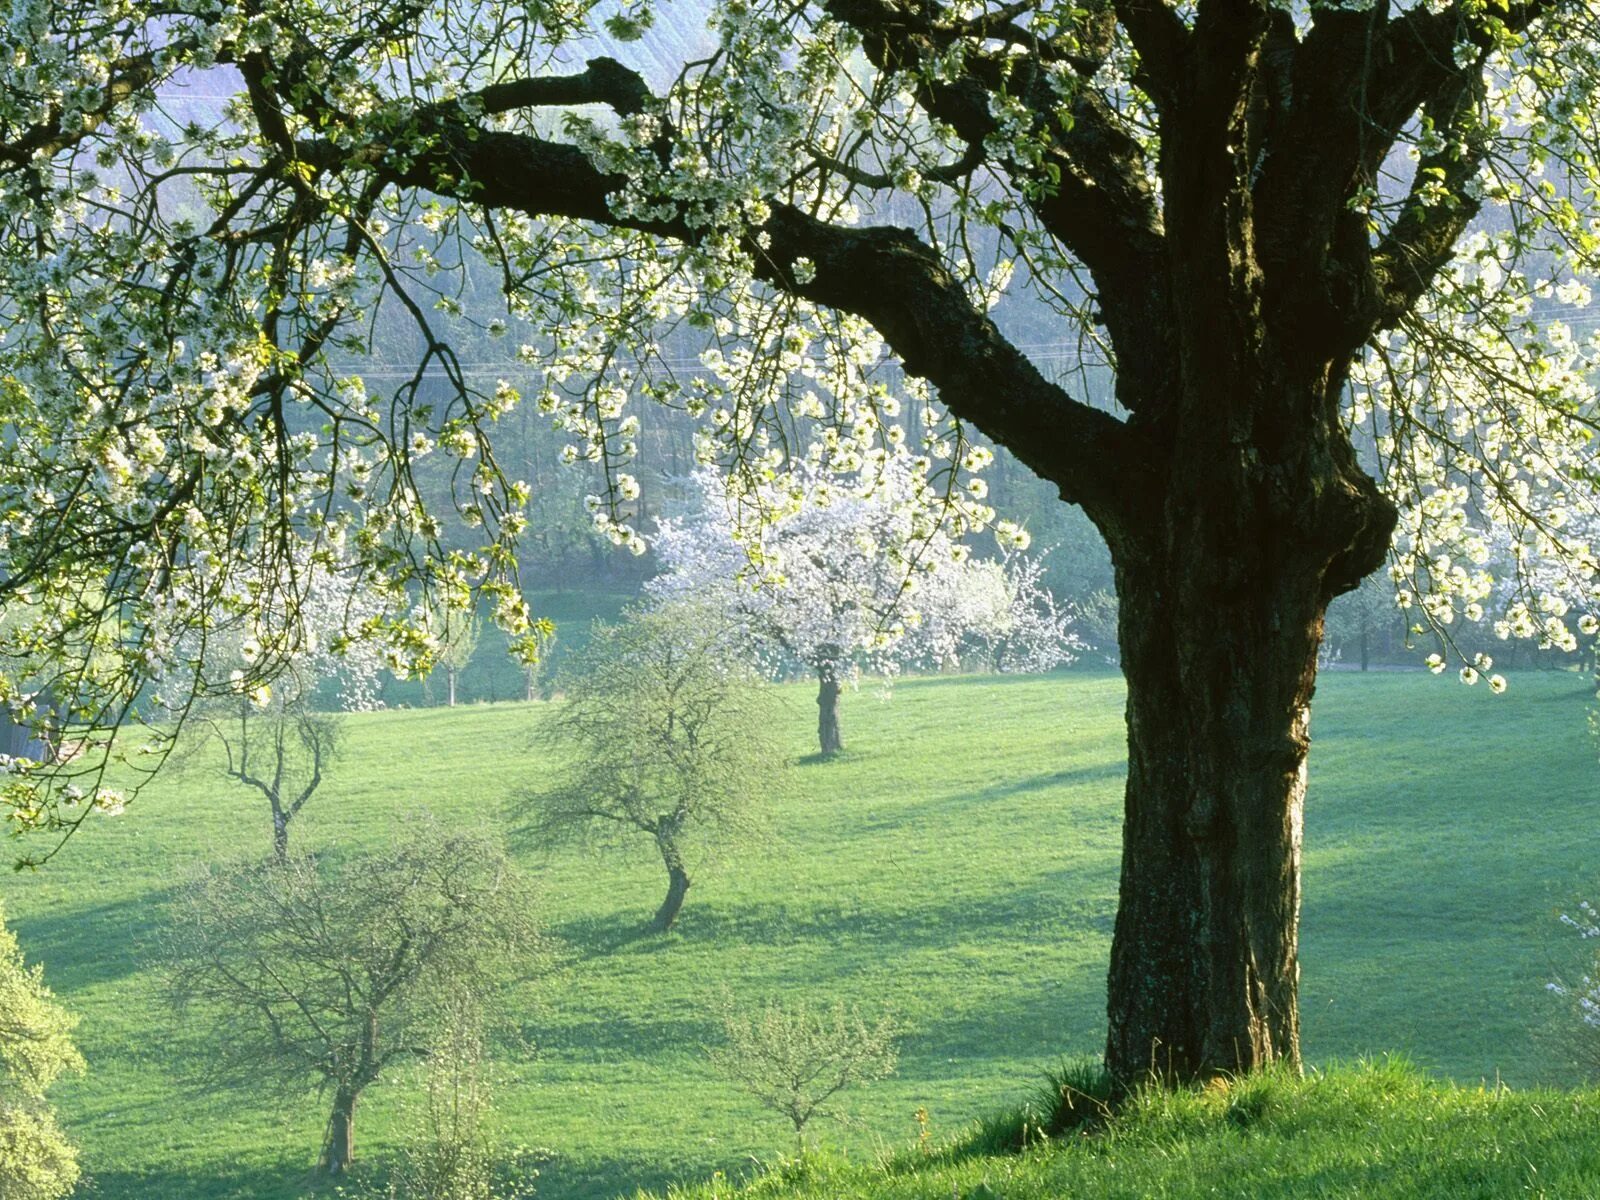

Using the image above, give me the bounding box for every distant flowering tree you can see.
[650,463,1080,755]
[179,555,390,716]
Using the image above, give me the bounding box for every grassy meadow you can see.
[4,667,1598,1199]
[665,1060,1600,1200]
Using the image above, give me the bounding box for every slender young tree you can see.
[213,700,343,862]
[10,2,1600,1084]
[178,556,381,859]
[422,599,482,709]
[707,994,900,1154]
[528,604,784,932]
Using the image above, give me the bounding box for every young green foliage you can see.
[0,900,84,1200]
[357,996,540,1200]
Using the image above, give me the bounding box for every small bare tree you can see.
[523,627,558,703]
[707,994,900,1153]
[160,822,543,1176]
[527,603,785,933]
[200,697,342,862]
[175,554,385,861]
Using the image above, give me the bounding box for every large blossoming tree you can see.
[5,0,1600,1083]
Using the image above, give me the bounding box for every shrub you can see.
[707,994,900,1152]
[0,900,83,1200]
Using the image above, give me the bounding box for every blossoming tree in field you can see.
[649,462,1080,754]
[10,0,1600,1081]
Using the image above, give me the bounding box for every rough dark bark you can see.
[650,839,691,932]
[1096,350,1395,1083]
[816,671,843,757]
[1064,11,1410,1082]
[321,1088,358,1175]
[1106,556,1320,1080]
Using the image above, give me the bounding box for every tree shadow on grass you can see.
[528,1007,720,1059]
[550,862,1115,972]
[11,886,183,993]
[891,961,1110,1078]
[544,759,1125,964]
[847,762,1125,838]
[604,857,1120,966]
[532,878,1116,1066]
[796,749,841,767]
[536,1148,748,1200]
[85,1160,329,1200]
[548,910,666,958]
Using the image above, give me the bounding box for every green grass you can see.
[662,1059,1600,1200]
[3,668,1598,1199]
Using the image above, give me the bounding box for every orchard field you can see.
[4,668,1596,1199]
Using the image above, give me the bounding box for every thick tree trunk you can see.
[320,1089,358,1174]
[816,671,842,756]
[1082,69,1402,1081]
[1096,366,1394,1084]
[650,840,691,932]
[1105,558,1324,1082]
